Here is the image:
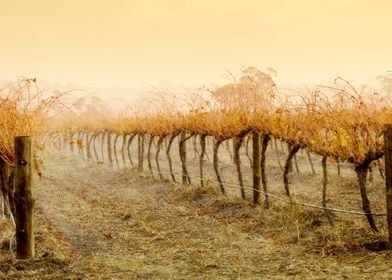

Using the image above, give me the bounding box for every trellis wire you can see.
[146,167,387,217]
[45,147,386,217]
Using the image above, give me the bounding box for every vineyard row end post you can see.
[14,136,35,259]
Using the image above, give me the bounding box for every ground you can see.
[1,146,392,279]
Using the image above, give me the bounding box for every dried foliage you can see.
[0,78,62,164]
[52,67,392,165]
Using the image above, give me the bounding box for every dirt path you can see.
[4,153,390,279]
[37,154,282,278]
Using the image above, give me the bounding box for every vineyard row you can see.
[47,128,390,233]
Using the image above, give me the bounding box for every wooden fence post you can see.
[384,124,392,247]
[14,136,35,259]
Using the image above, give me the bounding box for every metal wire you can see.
[44,150,387,217]
[146,168,387,217]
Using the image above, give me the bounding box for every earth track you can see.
[10,152,390,279]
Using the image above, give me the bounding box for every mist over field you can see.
[1,1,392,279]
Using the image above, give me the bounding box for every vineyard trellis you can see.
[0,79,61,258]
[2,70,392,253]
[47,130,387,216]
[48,121,392,241]
[47,68,392,236]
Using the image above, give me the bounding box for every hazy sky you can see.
[1,0,391,88]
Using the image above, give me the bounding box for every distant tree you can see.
[377,73,392,93]
[211,66,277,112]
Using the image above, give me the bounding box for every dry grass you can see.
[0,219,14,249]
[0,206,75,279]
[2,152,392,279]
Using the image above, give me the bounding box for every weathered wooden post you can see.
[14,136,35,259]
[384,124,392,247]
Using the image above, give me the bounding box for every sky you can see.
[0,0,391,89]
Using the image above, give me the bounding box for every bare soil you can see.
[2,150,392,279]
